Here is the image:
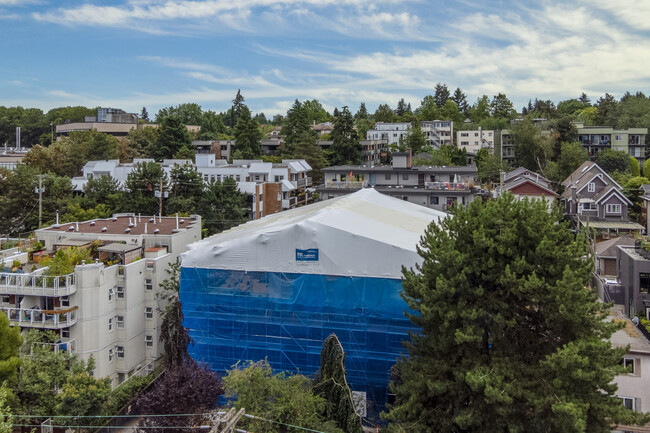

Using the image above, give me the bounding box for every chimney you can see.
[571,184,577,214]
[144,223,148,234]
[176,213,179,230]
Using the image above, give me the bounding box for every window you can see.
[145,279,153,291]
[606,203,622,214]
[274,175,283,182]
[145,307,153,319]
[108,318,113,332]
[108,348,114,363]
[108,287,114,301]
[619,396,636,411]
[430,196,439,205]
[640,273,650,294]
[622,357,639,375]
[461,132,469,137]
[1,295,9,304]
[588,182,595,192]
[61,328,70,338]
[145,335,154,347]
[116,286,124,299]
[116,346,124,358]
[61,296,70,307]
[615,135,623,141]
[146,261,154,269]
[385,173,391,180]
[116,316,124,328]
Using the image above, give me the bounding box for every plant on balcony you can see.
[42,247,90,276]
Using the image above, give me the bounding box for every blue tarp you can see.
[180,267,419,416]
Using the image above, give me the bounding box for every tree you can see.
[468,96,491,124]
[403,121,427,155]
[551,116,578,157]
[153,116,191,161]
[510,117,553,172]
[451,87,469,114]
[644,159,650,179]
[198,110,226,140]
[155,103,203,125]
[122,161,168,215]
[198,177,248,236]
[0,383,13,433]
[490,93,515,119]
[136,360,222,433]
[579,92,591,105]
[354,103,368,121]
[123,126,159,160]
[303,99,331,125]
[313,334,362,433]
[416,96,441,122]
[631,157,641,177]
[233,106,263,159]
[167,164,203,215]
[283,100,313,155]
[546,141,589,183]
[230,89,246,128]
[140,106,150,122]
[395,98,410,117]
[83,174,122,210]
[385,194,646,432]
[328,106,361,166]
[476,152,511,184]
[433,83,450,108]
[594,149,631,174]
[0,314,21,385]
[84,129,119,162]
[223,360,342,433]
[158,262,193,368]
[290,131,327,184]
[54,357,111,424]
[596,93,618,126]
[373,104,395,123]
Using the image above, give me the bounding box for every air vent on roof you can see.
[179,219,185,224]
[90,221,95,226]
[68,226,75,231]
[101,227,107,232]
[128,222,134,227]
[125,228,131,233]
[153,229,160,234]
[112,217,117,221]
[172,229,180,233]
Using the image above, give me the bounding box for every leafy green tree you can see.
[415,95,441,122]
[595,93,618,126]
[198,110,226,140]
[224,360,343,433]
[122,161,168,215]
[167,164,203,215]
[61,203,112,224]
[385,194,647,432]
[644,159,650,179]
[557,99,587,116]
[476,152,511,184]
[313,334,362,433]
[85,129,119,162]
[403,121,427,155]
[233,106,263,159]
[440,100,464,125]
[155,103,203,125]
[198,177,248,236]
[54,357,111,424]
[468,95,491,124]
[46,106,96,126]
[0,314,21,385]
[510,117,553,172]
[153,116,191,161]
[83,174,123,210]
[631,157,641,177]
[594,149,631,174]
[489,93,515,119]
[0,383,14,433]
[545,141,589,183]
[328,106,361,166]
[123,126,159,160]
[434,83,450,108]
[355,118,373,142]
[373,104,396,123]
[303,99,331,124]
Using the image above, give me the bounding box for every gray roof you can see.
[595,236,635,257]
[609,308,650,353]
[322,165,478,174]
[98,243,141,253]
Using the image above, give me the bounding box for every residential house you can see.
[320,152,478,212]
[560,161,643,234]
[457,128,498,154]
[500,168,558,210]
[0,214,201,387]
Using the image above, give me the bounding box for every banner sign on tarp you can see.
[295,248,319,261]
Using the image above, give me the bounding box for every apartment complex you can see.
[320,152,478,212]
[576,122,647,162]
[456,128,498,154]
[0,214,201,386]
[366,121,453,149]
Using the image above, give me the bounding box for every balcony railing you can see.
[425,181,470,191]
[324,180,368,189]
[295,177,313,188]
[282,197,298,209]
[0,272,76,296]
[2,306,78,329]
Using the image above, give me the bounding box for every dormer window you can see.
[588,182,595,192]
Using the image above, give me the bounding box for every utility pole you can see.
[36,175,45,228]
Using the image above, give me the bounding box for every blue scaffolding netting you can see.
[180,267,419,415]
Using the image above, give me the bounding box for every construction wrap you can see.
[181,267,419,415]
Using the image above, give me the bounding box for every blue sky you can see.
[1,0,649,118]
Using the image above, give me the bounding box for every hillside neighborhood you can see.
[2,89,650,432]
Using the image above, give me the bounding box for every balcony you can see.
[424,181,470,191]
[0,272,76,296]
[294,177,313,188]
[282,197,298,209]
[2,306,78,329]
[324,180,368,190]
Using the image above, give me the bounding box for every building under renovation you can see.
[180,189,447,416]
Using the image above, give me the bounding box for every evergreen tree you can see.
[434,83,450,108]
[404,120,427,155]
[416,95,441,121]
[283,99,313,154]
[630,157,641,177]
[140,106,149,122]
[158,262,193,368]
[451,87,469,114]
[0,313,21,385]
[373,104,395,123]
[354,103,369,120]
[198,177,248,236]
[395,98,409,117]
[579,92,591,105]
[291,131,326,184]
[328,106,361,166]
[231,89,246,127]
[122,161,168,215]
[313,334,363,433]
[233,106,263,159]
[386,194,647,432]
[167,164,203,215]
[153,116,191,161]
[490,93,515,119]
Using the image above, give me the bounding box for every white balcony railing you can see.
[0,272,76,296]
[2,306,78,329]
[325,180,368,189]
[424,181,470,191]
[282,197,298,209]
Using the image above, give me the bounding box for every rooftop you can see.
[609,308,650,353]
[40,215,199,236]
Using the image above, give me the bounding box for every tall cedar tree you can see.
[328,106,361,166]
[385,194,646,432]
[313,334,363,433]
[291,131,327,184]
[233,106,263,159]
[434,83,450,108]
[153,116,191,161]
[283,99,313,154]
[158,262,193,368]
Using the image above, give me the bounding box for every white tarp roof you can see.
[182,188,448,279]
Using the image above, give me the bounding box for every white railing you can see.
[0,272,76,296]
[424,181,470,191]
[294,177,313,188]
[2,306,78,329]
[282,197,298,209]
[325,180,368,189]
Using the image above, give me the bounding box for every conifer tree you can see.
[328,106,361,166]
[233,106,263,159]
[283,99,313,154]
[385,194,648,432]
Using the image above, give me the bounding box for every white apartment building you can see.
[366,121,453,149]
[0,214,201,387]
[457,128,496,154]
